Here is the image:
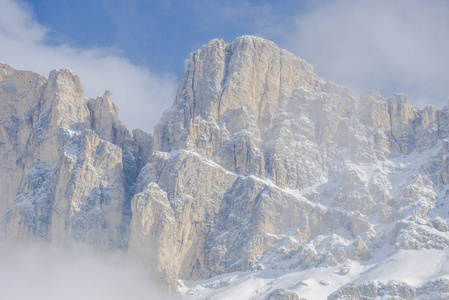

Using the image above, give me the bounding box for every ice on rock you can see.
[131,36,449,294]
[2,36,449,298]
[0,66,145,249]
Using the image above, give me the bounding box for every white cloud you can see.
[0,243,165,300]
[0,0,177,132]
[277,0,449,107]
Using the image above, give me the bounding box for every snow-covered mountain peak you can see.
[2,37,449,299]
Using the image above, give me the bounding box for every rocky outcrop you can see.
[128,36,449,291]
[330,279,449,300]
[329,281,417,300]
[265,288,301,300]
[2,36,449,297]
[0,63,146,249]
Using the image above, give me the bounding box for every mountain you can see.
[1,36,449,299]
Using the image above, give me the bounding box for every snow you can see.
[356,248,447,286]
[177,247,449,300]
[174,139,449,299]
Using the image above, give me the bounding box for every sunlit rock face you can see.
[2,36,449,296]
[0,64,145,249]
[129,36,449,290]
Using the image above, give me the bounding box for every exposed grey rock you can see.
[127,36,449,289]
[265,288,301,300]
[0,64,143,249]
[329,281,416,300]
[2,35,449,297]
[330,279,449,300]
[417,278,449,299]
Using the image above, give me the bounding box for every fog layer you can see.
[0,243,165,300]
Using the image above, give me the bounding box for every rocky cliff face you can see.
[2,36,449,298]
[0,64,144,248]
[129,37,449,295]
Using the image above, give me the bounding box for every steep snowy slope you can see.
[1,36,449,299]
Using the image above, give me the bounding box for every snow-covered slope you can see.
[2,36,449,299]
[177,248,449,299]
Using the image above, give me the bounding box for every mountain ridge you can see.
[1,36,449,299]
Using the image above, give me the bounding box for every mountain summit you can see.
[1,36,449,299]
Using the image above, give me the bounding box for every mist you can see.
[0,242,166,300]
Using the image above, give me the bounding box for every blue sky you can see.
[1,0,449,131]
[25,0,307,76]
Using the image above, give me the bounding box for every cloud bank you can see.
[277,0,449,106]
[0,0,177,132]
[0,243,165,300]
